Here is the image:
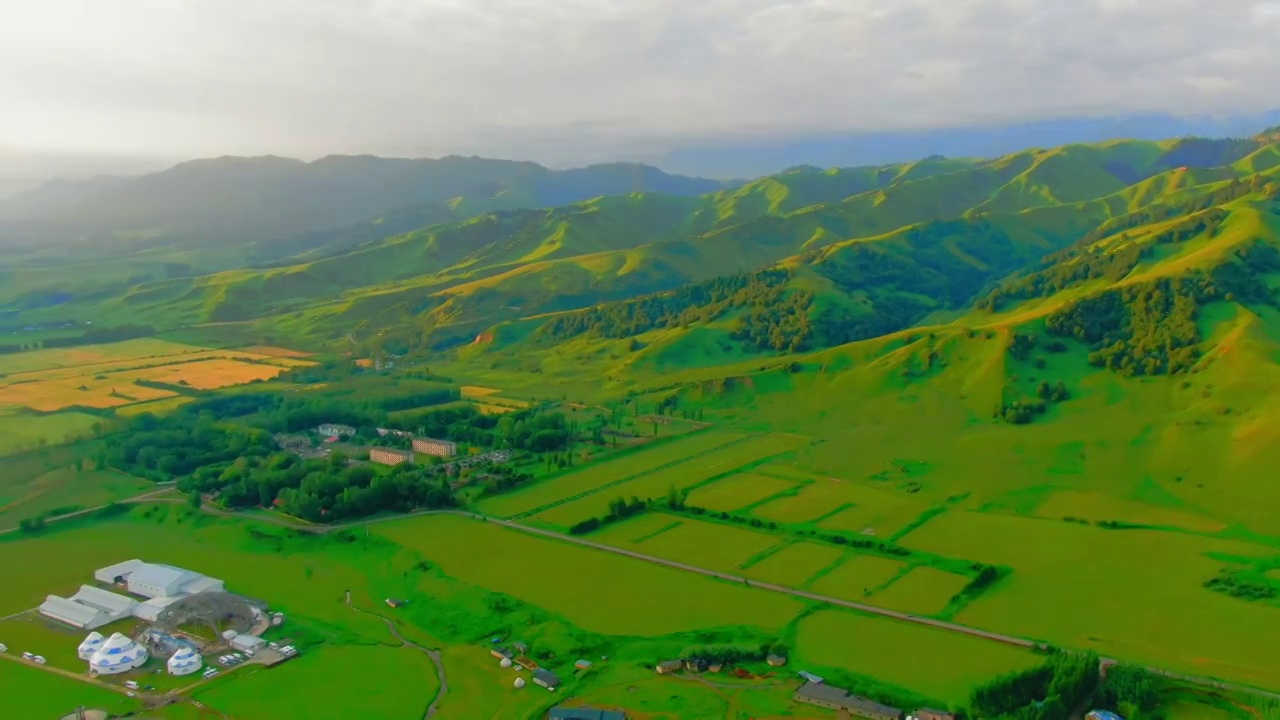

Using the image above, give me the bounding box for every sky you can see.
[3,0,1280,170]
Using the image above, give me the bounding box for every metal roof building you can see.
[71,585,138,618]
[132,595,184,623]
[40,596,111,629]
[94,559,146,585]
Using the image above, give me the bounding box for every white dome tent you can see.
[77,631,105,660]
[513,676,526,688]
[88,632,149,675]
[166,647,203,676]
[500,657,513,668]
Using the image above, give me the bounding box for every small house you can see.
[533,668,561,690]
[655,659,683,674]
[490,647,514,661]
[707,661,723,673]
[317,423,356,437]
[766,653,787,667]
[514,642,529,655]
[684,658,707,673]
[385,598,407,608]
[915,709,955,720]
[575,659,593,670]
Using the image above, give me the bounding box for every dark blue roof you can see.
[547,708,625,720]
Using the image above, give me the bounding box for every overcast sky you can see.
[3,0,1279,167]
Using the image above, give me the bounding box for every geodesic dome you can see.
[153,592,260,638]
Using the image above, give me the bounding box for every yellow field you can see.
[237,345,312,358]
[133,358,285,389]
[460,385,502,397]
[114,396,196,417]
[473,402,516,415]
[0,375,176,411]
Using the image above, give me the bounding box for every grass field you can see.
[590,512,784,573]
[0,657,141,718]
[808,554,911,599]
[114,396,196,417]
[795,609,1043,706]
[194,644,440,719]
[752,477,929,540]
[0,465,153,531]
[427,644,553,719]
[0,411,100,455]
[684,472,799,512]
[868,566,971,616]
[741,541,845,586]
[899,510,1280,688]
[533,433,807,526]
[476,429,747,517]
[375,513,807,635]
[1031,490,1228,533]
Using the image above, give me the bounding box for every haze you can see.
[3,0,1280,172]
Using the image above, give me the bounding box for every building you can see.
[915,709,955,720]
[794,683,903,720]
[317,423,356,437]
[798,671,825,684]
[547,707,627,720]
[377,428,411,438]
[767,653,788,667]
[533,668,561,690]
[230,635,267,654]
[370,447,414,466]
[708,661,723,673]
[655,659,683,674]
[166,648,203,676]
[385,598,407,608]
[513,641,529,655]
[77,632,106,660]
[88,633,149,676]
[94,559,146,585]
[132,596,183,623]
[575,659,593,670]
[1086,712,1125,720]
[40,595,113,630]
[412,437,457,458]
[490,647,514,661]
[122,563,224,599]
[69,585,137,620]
[684,658,707,673]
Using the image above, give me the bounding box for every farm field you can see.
[194,644,440,719]
[476,429,747,517]
[114,396,196,417]
[427,644,552,719]
[533,433,809,526]
[741,541,845,586]
[0,466,153,531]
[795,609,1044,706]
[0,411,100,455]
[899,510,1280,689]
[751,476,932,538]
[1030,490,1228,534]
[684,472,800,512]
[867,566,971,616]
[375,513,807,635]
[808,554,911,599]
[0,338,201,375]
[590,512,784,573]
[0,658,141,718]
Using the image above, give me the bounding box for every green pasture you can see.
[114,396,196,418]
[476,429,746,517]
[741,541,845,587]
[194,644,440,719]
[375,513,807,636]
[751,476,929,539]
[0,658,141,718]
[0,613,141,673]
[809,554,911,599]
[1031,489,1227,533]
[591,512,783,573]
[564,660,808,719]
[684,472,799,512]
[0,412,100,456]
[0,465,153,531]
[795,609,1043,706]
[534,433,807,526]
[900,510,1280,689]
[869,566,971,616]
[429,644,552,719]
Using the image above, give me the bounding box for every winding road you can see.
[345,592,448,719]
[12,490,1280,702]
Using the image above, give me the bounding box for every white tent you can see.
[167,648,203,676]
[513,677,526,688]
[89,633,149,676]
[77,632,106,660]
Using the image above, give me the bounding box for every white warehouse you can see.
[93,559,225,600]
[40,586,138,630]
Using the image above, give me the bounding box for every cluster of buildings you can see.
[39,560,225,630]
[654,652,784,676]
[315,422,459,467]
[793,682,957,720]
[76,632,149,676]
[489,641,562,691]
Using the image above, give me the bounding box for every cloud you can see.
[1,0,1277,164]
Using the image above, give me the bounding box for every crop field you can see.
[741,541,845,586]
[533,433,809,526]
[867,566,970,616]
[684,472,800,512]
[476,429,747,517]
[752,475,930,537]
[194,644,440,719]
[0,338,200,374]
[591,512,784,573]
[375,513,806,635]
[1031,490,1227,533]
[899,510,1280,688]
[795,609,1043,706]
[0,410,100,455]
[237,345,312,358]
[0,466,153,531]
[808,554,910,599]
[0,658,141,718]
[114,395,196,417]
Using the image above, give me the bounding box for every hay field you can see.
[869,566,971,616]
[477,429,746,517]
[375,513,806,635]
[795,609,1043,706]
[534,433,808,525]
[0,338,200,375]
[742,541,845,586]
[129,358,285,389]
[809,554,910,599]
[685,472,799,512]
[194,644,440,719]
[900,510,1280,688]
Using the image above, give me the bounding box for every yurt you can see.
[222,629,238,641]
[77,631,106,660]
[513,676,526,688]
[500,657,513,668]
[89,633,149,675]
[167,647,203,676]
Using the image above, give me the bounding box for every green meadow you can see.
[0,465,152,531]
[0,658,142,718]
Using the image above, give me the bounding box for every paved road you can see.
[345,592,448,719]
[15,494,1280,701]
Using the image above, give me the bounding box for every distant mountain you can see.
[638,112,1280,178]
